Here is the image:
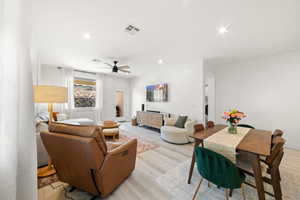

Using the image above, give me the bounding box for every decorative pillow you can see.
[52,112,59,121]
[36,111,49,122]
[175,116,188,128]
[164,118,177,126]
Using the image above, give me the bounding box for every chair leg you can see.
[241,184,246,200]
[271,168,282,200]
[277,168,281,181]
[69,186,76,192]
[225,189,229,200]
[229,189,233,197]
[192,178,203,200]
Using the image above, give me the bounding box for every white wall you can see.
[0,0,37,199]
[131,61,205,121]
[213,51,300,149]
[37,65,132,122]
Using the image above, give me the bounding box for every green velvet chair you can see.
[237,124,255,129]
[192,147,246,200]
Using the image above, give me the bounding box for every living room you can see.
[1,0,300,200]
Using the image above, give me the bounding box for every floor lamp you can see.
[34,85,68,177]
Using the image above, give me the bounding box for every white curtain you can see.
[63,68,74,115]
[96,74,104,122]
[0,0,37,199]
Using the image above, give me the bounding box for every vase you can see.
[228,123,237,134]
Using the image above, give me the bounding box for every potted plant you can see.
[223,109,246,134]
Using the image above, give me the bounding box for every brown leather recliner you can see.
[40,123,137,197]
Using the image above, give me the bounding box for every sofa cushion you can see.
[160,126,190,144]
[175,116,188,128]
[161,126,187,134]
[61,118,94,125]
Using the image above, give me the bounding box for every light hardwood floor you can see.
[38,123,300,200]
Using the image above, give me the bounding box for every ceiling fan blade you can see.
[92,59,102,63]
[118,65,130,69]
[119,69,131,73]
[104,62,114,68]
[96,66,112,69]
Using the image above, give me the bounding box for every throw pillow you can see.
[53,112,59,121]
[175,116,188,128]
[164,118,177,126]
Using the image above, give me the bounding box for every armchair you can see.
[160,117,196,144]
[40,123,137,198]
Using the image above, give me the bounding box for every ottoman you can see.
[102,128,119,140]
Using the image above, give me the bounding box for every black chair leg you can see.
[229,189,233,197]
[90,196,98,200]
[69,186,76,193]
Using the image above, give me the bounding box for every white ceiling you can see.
[32,0,300,73]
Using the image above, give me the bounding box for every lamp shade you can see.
[34,85,68,103]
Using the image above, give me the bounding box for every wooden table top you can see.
[191,124,272,156]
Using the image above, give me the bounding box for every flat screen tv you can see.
[146,83,168,102]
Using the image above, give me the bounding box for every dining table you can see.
[188,124,272,200]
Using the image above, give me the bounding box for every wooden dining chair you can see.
[272,129,284,138]
[237,136,286,200]
[193,147,246,200]
[194,123,205,133]
[206,121,215,128]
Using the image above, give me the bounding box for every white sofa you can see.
[160,117,196,144]
[57,113,95,125]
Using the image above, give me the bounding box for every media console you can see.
[136,111,164,129]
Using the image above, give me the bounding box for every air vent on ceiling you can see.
[125,25,140,35]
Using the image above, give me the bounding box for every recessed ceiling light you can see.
[158,59,163,64]
[217,26,229,35]
[83,33,91,40]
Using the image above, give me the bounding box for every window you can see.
[73,77,96,108]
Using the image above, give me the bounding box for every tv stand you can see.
[136,111,164,129]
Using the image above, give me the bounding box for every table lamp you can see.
[34,85,68,124]
[34,85,68,177]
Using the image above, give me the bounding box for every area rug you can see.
[156,159,300,200]
[113,134,159,154]
[38,134,159,189]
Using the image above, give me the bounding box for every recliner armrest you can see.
[106,142,122,151]
[107,139,136,155]
[96,139,137,197]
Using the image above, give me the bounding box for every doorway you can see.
[115,90,124,118]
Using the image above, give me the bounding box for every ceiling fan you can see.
[93,59,131,74]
